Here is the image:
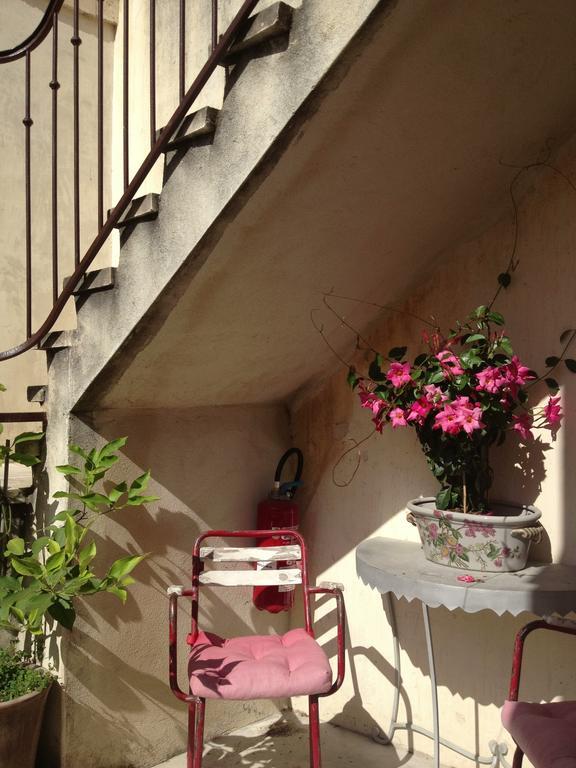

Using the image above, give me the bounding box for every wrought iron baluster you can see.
[179,0,186,101]
[123,0,129,190]
[23,51,33,338]
[71,0,81,266]
[50,14,59,304]
[212,0,218,52]
[98,0,104,230]
[150,0,156,150]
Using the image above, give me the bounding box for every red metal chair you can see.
[502,617,576,768]
[167,529,346,768]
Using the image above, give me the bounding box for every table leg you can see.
[373,593,402,744]
[423,603,440,768]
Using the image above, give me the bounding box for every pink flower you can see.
[389,407,407,428]
[433,404,462,435]
[475,366,504,394]
[359,389,385,416]
[513,412,533,442]
[506,356,534,386]
[423,384,447,403]
[406,397,433,425]
[386,362,412,388]
[436,350,464,377]
[458,574,477,583]
[455,543,464,555]
[544,396,562,428]
[501,547,511,558]
[494,558,503,568]
[428,522,439,540]
[458,403,485,435]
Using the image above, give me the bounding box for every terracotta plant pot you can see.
[0,684,51,768]
[407,497,542,572]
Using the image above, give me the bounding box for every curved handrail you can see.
[0,0,65,64]
[0,0,260,361]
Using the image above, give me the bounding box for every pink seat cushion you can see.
[188,628,333,700]
[502,700,576,768]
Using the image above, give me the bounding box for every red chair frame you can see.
[168,529,346,768]
[506,618,576,768]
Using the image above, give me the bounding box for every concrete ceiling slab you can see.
[90,0,576,410]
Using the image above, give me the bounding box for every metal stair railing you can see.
[0,0,261,362]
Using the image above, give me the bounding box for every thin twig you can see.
[324,291,440,330]
[310,309,354,371]
[332,430,376,488]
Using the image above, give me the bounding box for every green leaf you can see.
[107,585,127,603]
[565,359,576,373]
[55,464,82,475]
[0,575,21,592]
[545,356,560,368]
[486,311,505,326]
[64,514,78,556]
[414,353,428,367]
[6,538,25,556]
[47,540,61,555]
[465,334,485,344]
[107,553,147,581]
[45,550,66,572]
[347,367,359,389]
[22,592,54,615]
[68,444,88,459]
[47,599,76,630]
[368,357,385,382]
[473,306,487,319]
[13,431,44,445]
[546,377,560,392]
[435,487,452,510]
[81,492,111,511]
[429,371,445,384]
[388,346,407,361]
[9,452,40,467]
[108,482,128,504]
[99,437,128,458]
[125,494,159,506]
[499,338,513,356]
[11,557,43,578]
[31,537,52,556]
[129,471,152,496]
[78,541,97,570]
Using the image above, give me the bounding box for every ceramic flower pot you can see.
[407,497,542,572]
[0,684,51,768]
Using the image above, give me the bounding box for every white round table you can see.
[356,538,576,768]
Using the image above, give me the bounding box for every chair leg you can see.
[308,695,321,768]
[193,697,206,768]
[512,746,524,768]
[187,700,197,768]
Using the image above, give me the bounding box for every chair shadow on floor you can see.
[198,710,412,768]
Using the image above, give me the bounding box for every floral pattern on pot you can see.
[415,512,523,571]
[407,498,542,572]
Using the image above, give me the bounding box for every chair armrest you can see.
[167,585,196,702]
[508,617,576,701]
[308,584,346,696]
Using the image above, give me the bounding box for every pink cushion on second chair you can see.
[502,699,576,768]
[188,628,333,700]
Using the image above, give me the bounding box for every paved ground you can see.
[153,712,435,768]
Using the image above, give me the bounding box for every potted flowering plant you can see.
[348,305,565,572]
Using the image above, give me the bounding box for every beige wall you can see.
[290,133,576,764]
[57,404,292,768]
[0,0,116,414]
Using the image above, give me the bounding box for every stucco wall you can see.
[290,133,576,765]
[0,0,115,414]
[56,404,291,768]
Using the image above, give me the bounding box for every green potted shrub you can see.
[0,390,158,768]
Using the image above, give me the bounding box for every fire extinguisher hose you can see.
[274,448,303,498]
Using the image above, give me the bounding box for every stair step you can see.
[157,107,219,152]
[39,329,78,351]
[26,385,48,404]
[64,267,116,296]
[111,193,159,229]
[223,1,293,63]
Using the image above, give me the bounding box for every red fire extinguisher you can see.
[253,448,304,613]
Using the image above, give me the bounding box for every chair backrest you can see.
[189,529,313,642]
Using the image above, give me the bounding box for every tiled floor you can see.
[153,711,435,768]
